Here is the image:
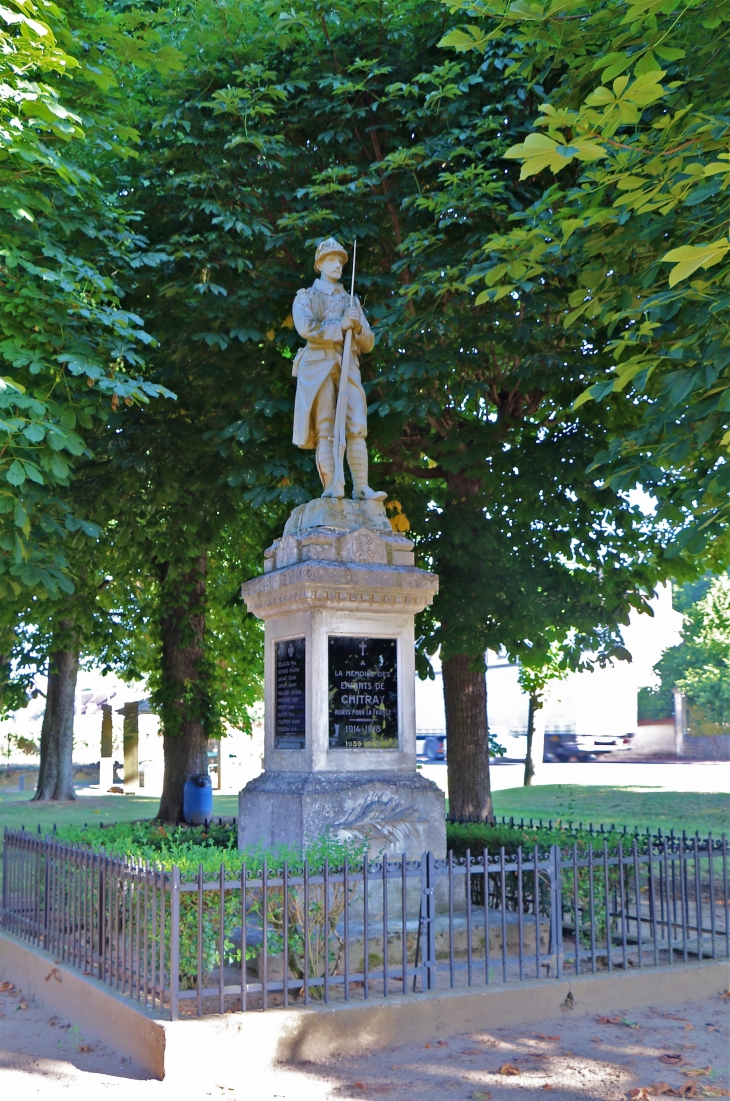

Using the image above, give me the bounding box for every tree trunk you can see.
[524,692,537,786]
[34,624,79,802]
[157,553,209,822]
[443,653,493,821]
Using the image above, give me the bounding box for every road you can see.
[420,759,730,795]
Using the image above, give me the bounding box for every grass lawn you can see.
[492,784,730,836]
[0,791,240,842]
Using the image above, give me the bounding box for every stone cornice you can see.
[241,559,438,619]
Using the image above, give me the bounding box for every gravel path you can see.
[0,977,728,1100]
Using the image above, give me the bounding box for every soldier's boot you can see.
[347,437,387,502]
[317,438,344,498]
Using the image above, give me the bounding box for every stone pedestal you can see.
[118,701,139,793]
[238,498,444,859]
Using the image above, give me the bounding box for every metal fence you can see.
[2,828,727,1020]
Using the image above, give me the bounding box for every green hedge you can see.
[51,820,365,879]
[50,818,656,870]
[445,821,640,859]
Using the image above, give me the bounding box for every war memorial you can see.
[238,237,445,859]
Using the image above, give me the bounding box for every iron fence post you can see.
[419,851,437,991]
[42,841,50,952]
[549,844,563,978]
[1,828,7,928]
[98,860,105,982]
[170,866,180,1021]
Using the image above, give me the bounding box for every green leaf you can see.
[50,453,70,479]
[661,239,730,286]
[6,460,26,486]
[13,500,30,535]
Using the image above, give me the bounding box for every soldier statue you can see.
[291,238,386,501]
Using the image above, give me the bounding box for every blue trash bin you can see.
[183,774,213,825]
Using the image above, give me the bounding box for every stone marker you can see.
[99,703,114,791]
[238,498,444,858]
[117,701,139,793]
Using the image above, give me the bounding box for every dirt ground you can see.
[0,980,728,1101]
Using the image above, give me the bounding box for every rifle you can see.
[332,238,356,496]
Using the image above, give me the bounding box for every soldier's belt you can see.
[305,340,342,352]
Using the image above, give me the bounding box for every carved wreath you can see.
[333,794,427,847]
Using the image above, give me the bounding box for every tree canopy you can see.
[0,0,180,597]
[440,0,729,556]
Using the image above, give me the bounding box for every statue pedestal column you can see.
[238,499,445,859]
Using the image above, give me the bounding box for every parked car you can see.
[543,732,634,762]
[416,734,446,760]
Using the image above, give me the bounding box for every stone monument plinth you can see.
[237,498,445,859]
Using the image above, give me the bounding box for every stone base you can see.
[237,770,446,860]
[283,497,392,539]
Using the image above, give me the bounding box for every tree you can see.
[0,0,185,796]
[640,572,730,731]
[439,0,730,557]
[34,620,79,801]
[517,643,567,786]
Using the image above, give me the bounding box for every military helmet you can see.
[314,237,348,271]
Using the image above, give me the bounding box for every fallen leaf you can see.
[649,1085,680,1097]
[700,1089,730,1098]
[436,1041,449,1047]
[471,1092,491,1100]
[496,1063,521,1076]
[78,1045,92,1053]
[684,1024,694,1031]
[706,1025,720,1032]
[0,983,15,994]
[659,1054,686,1066]
[719,991,730,999]
[599,1016,623,1025]
[17,1000,27,1010]
[352,1085,366,1092]
[681,1069,711,1078]
[424,1043,431,1049]
[535,1033,561,1041]
[628,1090,654,1100]
[45,968,62,983]
[622,1019,640,1028]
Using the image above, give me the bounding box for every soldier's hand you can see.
[342,307,362,334]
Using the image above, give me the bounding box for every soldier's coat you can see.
[291,277,374,449]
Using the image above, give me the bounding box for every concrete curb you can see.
[0,930,166,1078]
[2,930,728,1081]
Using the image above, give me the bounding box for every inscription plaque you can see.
[328,636,398,749]
[275,638,306,748]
